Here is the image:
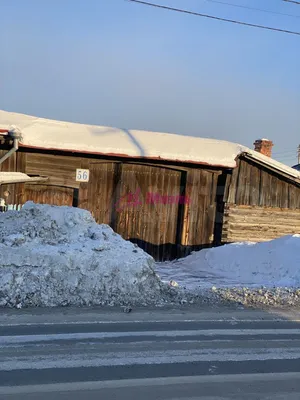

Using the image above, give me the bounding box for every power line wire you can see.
[205,0,300,19]
[283,0,300,4]
[127,1,300,36]
[275,156,297,159]
[272,147,299,155]
[273,150,298,155]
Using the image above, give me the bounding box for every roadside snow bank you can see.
[156,235,300,289]
[0,202,169,308]
[156,236,300,307]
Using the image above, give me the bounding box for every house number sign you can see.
[76,169,90,182]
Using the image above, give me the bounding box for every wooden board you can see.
[181,169,220,247]
[24,184,74,206]
[230,157,300,209]
[26,153,82,188]
[81,162,118,225]
[222,204,300,243]
[114,164,182,260]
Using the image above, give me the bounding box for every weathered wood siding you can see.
[79,162,118,225]
[114,164,183,260]
[226,158,300,208]
[181,169,220,247]
[0,149,221,260]
[24,184,74,206]
[222,204,300,243]
[26,153,81,188]
[223,157,300,243]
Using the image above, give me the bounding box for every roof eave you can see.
[240,152,300,185]
[18,143,235,169]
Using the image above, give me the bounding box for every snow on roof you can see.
[0,109,299,180]
[0,172,47,185]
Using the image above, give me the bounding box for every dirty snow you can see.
[155,236,300,307]
[1,202,300,309]
[156,236,300,290]
[0,202,171,308]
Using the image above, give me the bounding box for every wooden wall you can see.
[26,153,81,188]
[226,157,300,208]
[222,205,300,243]
[181,169,220,247]
[223,157,300,243]
[0,150,221,260]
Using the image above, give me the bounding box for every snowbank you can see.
[156,235,300,290]
[0,203,168,308]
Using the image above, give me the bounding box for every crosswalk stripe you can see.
[2,372,300,395]
[1,329,300,345]
[2,347,300,370]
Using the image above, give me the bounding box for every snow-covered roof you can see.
[0,172,47,185]
[0,109,299,180]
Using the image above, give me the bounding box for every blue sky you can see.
[1,0,299,165]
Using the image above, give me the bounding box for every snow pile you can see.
[156,235,300,307]
[156,236,300,291]
[0,202,168,308]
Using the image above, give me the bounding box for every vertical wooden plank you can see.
[206,172,218,244]
[270,174,279,208]
[78,158,89,211]
[227,159,240,204]
[249,163,260,206]
[201,171,213,245]
[223,173,232,203]
[288,184,297,209]
[296,185,300,209]
[244,161,251,205]
[281,181,289,209]
[197,170,207,246]
[170,169,183,258]
[236,159,247,205]
[181,169,197,246]
[259,169,271,206]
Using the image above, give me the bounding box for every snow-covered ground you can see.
[0,203,171,308]
[155,236,300,307]
[1,202,300,309]
[156,236,300,291]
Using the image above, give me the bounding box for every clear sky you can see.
[1,0,299,165]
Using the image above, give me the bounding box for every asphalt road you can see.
[1,306,300,399]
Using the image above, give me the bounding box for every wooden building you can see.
[1,111,300,261]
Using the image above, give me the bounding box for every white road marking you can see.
[1,372,300,394]
[1,329,300,345]
[1,346,300,370]
[0,318,292,327]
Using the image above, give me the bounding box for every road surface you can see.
[1,306,300,399]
